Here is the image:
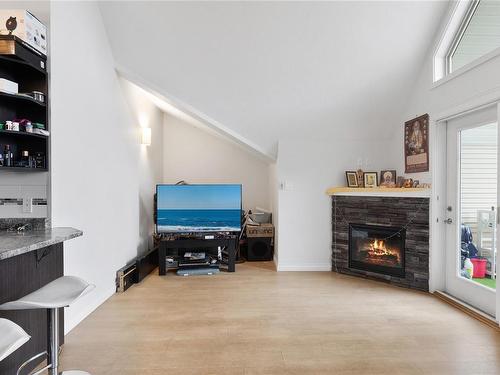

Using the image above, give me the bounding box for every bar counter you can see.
[0,227,82,374]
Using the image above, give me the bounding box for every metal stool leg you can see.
[47,308,59,375]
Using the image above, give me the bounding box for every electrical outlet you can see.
[23,198,32,213]
[279,181,293,191]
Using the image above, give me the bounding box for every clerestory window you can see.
[446,0,500,74]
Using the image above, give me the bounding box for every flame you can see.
[368,239,400,262]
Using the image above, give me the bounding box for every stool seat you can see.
[0,276,94,310]
[0,318,30,362]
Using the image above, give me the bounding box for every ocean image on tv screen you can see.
[157,184,242,233]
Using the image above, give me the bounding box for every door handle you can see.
[444,218,453,224]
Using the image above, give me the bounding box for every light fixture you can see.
[141,127,151,146]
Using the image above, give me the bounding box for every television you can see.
[156,184,242,233]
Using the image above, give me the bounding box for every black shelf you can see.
[0,166,47,172]
[0,55,46,76]
[0,35,47,75]
[0,129,48,139]
[0,91,46,107]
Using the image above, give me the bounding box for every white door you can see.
[445,105,497,316]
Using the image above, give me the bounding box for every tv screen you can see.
[156,184,242,233]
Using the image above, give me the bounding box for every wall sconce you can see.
[141,127,151,146]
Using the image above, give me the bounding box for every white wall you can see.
[50,2,162,332]
[389,5,500,320]
[162,114,270,211]
[391,53,500,183]
[268,162,279,262]
[120,79,163,251]
[99,1,448,158]
[276,138,392,271]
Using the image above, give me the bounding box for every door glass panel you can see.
[459,122,497,290]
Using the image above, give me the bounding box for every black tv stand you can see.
[158,235,238,275]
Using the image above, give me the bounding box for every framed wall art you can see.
[405,114,429,173]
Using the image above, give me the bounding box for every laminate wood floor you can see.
[59,262,500,374]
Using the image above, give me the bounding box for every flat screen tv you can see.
[156,184,242,233]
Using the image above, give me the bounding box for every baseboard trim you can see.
[277,264,331,272]
[434,291,499,330]
[64,284,116,334]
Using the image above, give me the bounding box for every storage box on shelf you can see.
[0,34,48,172]
[0,10,47,55]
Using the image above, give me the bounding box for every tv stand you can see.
[158,235,238,275]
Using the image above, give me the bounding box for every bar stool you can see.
[0,318,30,362]
[0,276,94,375]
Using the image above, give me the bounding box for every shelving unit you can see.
[0,35,48,171]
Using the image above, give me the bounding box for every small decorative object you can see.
[396,176,405,188]
[405,114,429,173]
[421,183,431,188]
[412,180,420,188]
[5,121,19,131]
[34,152,45,169]
[403,178,413,188]
[356,169,364,187]
[363,172,378,188]
[6,16,17,34]
[33,91,45,103]
[380,170,397,187]
[345,171,359,187]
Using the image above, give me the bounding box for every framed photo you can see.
[396,176,405,188]
[363,172,378,188]
[345,171,359,187]
[380,170,396,187]
[405,114,429,173]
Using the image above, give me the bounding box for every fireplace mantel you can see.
[326,187,431,198]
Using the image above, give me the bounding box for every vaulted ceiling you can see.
[99,1,449,158]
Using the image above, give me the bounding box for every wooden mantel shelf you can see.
[326,187,431,198]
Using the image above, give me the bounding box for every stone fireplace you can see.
[349,223,405,278]
[330,192,430,291]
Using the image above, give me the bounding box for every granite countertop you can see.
[0,227,83,260]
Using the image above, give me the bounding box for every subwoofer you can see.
[247,237,273,261]
[246,224,274,261]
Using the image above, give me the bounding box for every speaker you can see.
[247,237,273,261]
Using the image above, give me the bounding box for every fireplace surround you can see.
[331,194,430,291]
[349,223,405,278]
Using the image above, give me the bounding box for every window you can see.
[434,0,500,81]
[446,0,500,74]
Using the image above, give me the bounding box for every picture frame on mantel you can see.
[380,170,396,187]
[345,171,359,187]
[363,172,378,188]
[405,114,429,173]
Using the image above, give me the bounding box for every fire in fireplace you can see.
[349,223,405,277]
